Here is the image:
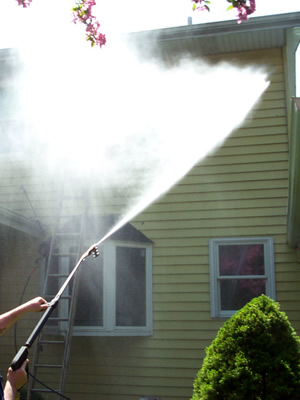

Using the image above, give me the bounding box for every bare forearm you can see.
[3,381,17,400]
[4,361,28,400]
[0,297,48,336]
[0,305,27,336]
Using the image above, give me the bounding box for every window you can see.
[73,240,153,336]
[209,237,275,318]
[43,216,153,336]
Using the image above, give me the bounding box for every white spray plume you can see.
[5,0,269,238]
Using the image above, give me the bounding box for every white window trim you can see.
[209,237,276,318]
[73,240,153,336]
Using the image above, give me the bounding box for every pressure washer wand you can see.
[10,244,99,371]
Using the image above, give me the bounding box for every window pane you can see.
[116,247,146,327]
[219,244,264,276]
[220,279,266,310]
[74,253,104,326]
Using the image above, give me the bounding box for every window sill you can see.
[72,327,153,337]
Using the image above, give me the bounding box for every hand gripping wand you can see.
[10,243,99,371]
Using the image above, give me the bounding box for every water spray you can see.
[10,167,200,371]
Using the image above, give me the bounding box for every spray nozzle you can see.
[86,245,100,259]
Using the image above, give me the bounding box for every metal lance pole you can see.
[11,214,126,370]
[10,244,99,370]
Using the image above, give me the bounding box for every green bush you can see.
[191,295,300,400]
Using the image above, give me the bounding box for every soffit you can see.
[129,12,300,58]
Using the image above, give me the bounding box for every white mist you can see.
[5,1,269,243]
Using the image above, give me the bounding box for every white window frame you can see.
[209,237,276,318]
[73,239,153,337]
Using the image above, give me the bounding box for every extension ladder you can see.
[26,184,88,399]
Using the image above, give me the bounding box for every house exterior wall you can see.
[0,46,299,400]
[65,47,299,400]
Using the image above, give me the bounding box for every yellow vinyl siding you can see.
[0,45,299,400]
[107,47,299,400]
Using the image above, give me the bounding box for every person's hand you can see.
[6,360,28,390]
[24,297,48,313]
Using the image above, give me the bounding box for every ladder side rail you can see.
[42,186,66,298]
[27,185,66,400]
[57,193,88,397]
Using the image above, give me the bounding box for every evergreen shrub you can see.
[191,295,300,400]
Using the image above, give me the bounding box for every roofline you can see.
[0,205,43,238]
[129,12,300,42]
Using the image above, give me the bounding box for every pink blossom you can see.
[192,0,210,12]
[196,5,209,12]
[236,0,256,23]
[192,0,256,23]
[249,0,256,13]
[16,0,32,7]
[95,32,106,47]
[237,6,248,23]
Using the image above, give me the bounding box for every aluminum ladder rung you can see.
[45,295,72,300]
[48,317,69,322]
[51,252,78,257]
[40,339,65,345]
[54,232,80,237]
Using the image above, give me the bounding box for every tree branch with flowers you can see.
[15,0,106,48]
[72,0,106,47]
[192,0,256,23]
[15,0,256,48]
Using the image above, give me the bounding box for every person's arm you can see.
[0,297,48,336]
[3,360,28,400]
